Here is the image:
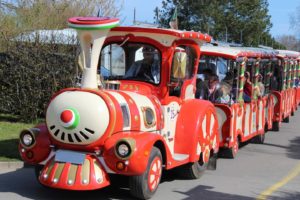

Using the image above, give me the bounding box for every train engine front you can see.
[18,17,163,191]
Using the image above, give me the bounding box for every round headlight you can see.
[116,142,131,158]
[20,129,36,148]
[23,134,34,146]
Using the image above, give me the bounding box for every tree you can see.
[157,0,279,47]
[0,0,122,44]
[290,4,300,34]
[289,4,300,51]
[0,0,122,122]
[276,35,300,51]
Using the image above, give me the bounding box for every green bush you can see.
[0,41,80,122]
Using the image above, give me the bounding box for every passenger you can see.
[215,82,233,104]
[207,74,222,102]
[124,46,160,83]
[222,71,234,85]
[196,68,213,99]
[230,69,239,101]
[196,78,209,99]
[257,73,265,97]
[243,71,252,102]
[202,68,214,81]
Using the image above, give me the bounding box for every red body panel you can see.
[39,155,110,190]
[19,124,51,164]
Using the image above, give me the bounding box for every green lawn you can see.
[0,115,36,161]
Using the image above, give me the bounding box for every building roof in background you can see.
[14,29,78,45]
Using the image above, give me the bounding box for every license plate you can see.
[55,150,85,165]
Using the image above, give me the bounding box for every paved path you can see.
[1,111,300,199]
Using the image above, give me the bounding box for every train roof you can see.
[109,26,212,47]
[200,45,265,60]
[276,50,300,59]
[234,47,277,59]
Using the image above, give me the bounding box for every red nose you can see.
[60,110,73,123]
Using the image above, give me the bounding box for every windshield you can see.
[99,43,161,84]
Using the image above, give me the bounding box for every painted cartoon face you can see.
[46,91,110,145]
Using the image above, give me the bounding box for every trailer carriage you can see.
[197,45,277,158]
[272,50,300,130]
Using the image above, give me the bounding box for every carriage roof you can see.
[276,50,300,59]
[200,45,259,60]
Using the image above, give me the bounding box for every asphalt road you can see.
[1,112,300,200]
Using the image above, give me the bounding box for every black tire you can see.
[219,138,239,159]
[207,153,218,170]
[176,154,208,179]
[283,116,289,123]
[272,121,279,131]
[129,147,162,199]
[252,133,265,144]
[34,165,44,181]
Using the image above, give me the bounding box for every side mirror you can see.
[172,51,187,79]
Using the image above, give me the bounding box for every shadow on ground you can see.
[0,168,254,200]
[286,136,300,160]
[174,185,253,200]
[0,168,134,200]
[263,136,300,160]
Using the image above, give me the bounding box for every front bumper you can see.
[39,153,110,190]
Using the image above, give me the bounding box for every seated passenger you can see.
[215,82,233,104]
[207,74,222,102]
[243,71,252,102]
[202,68,214,81]
[257,73,265,97]
[124,46,160,83]
[196,77,209,99]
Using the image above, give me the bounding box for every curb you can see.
[0,161,31,171]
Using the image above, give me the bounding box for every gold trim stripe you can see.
[81,159,90,184]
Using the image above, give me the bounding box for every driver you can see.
[124,46,160,83]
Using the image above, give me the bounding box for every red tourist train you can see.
[18,17,219,199]
[18,16,300,199]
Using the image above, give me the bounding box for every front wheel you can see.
[129,147,162,199]
[34,165,44,181]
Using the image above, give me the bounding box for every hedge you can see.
[0,41,80,122]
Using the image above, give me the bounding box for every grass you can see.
[0,114,36,161]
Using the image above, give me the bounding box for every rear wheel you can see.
[272,121,279,131]
[220,137,239,159]
[176,154,208,179]
[283,116,289,123]
[252,133,265,144]
[129,147,162,199]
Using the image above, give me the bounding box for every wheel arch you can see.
[153,140,167,167]
[175,99,219,163]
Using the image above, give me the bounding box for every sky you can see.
[120,0,300,38]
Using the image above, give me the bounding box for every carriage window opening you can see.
[197,55,233,104]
